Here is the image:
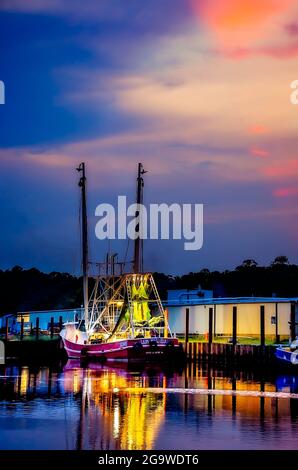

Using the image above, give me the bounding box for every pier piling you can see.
[260,305,265,347]
[59,316,63,332]
[275,302,280,343]
[35,317,39,340]
[5,318,8,341]
[208,307,213,353]
[290,303,296,341]
[185,308,189,352]
[20,318,24,341]
[232,306,237,346]
[190,341,275,364]
[50,317,54,339]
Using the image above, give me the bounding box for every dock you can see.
[184,342,276,365]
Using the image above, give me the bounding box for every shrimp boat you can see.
[60,163,182,362]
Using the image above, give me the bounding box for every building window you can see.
[17,314,30,323]
[271,316,276,325]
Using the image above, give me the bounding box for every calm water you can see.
[0,361,298,450]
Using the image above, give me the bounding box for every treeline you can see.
[0,266,82,315]
[0,256,297,315]
[154,256,298,299]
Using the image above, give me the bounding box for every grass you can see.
[177,334,288,346]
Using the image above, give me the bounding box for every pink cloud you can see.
[274,187,298,197]
[248,125,269,135]
[191,0,298,60]
[193,0,290,30]
[223,42,298,59]
[285,23,298,36]
[258,42,298,58]
[191,0,293,46]
[263,160,298,177]
[251,147,270,157]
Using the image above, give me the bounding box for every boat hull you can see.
[275,346,298,365]
[61,336,183,362]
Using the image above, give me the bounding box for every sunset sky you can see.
[0,0,298,274]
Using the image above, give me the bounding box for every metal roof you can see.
[164,297,298,307]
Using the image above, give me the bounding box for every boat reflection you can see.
[63,360,168,450]
[0,361,298,449]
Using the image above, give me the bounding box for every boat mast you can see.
[133,163,146,274]
[77,162,89,327]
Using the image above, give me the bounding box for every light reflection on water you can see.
[0,361,297,450]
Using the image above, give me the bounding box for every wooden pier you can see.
[2,315,66,362]
[182,305,278,365]
[184,342,276,365]
[3,337,65,362]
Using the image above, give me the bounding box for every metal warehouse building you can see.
[166,289,298,340]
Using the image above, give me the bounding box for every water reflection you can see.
[0,361,297,450]
[63,362,167,450]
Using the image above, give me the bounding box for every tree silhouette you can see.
[271,256,289,266]
[237,259,258,269]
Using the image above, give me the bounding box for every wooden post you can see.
[5,317,8,341]
[36,317,39,340]
[213,304,216,338]
[59,315,63,332]
[185,308,189,350]
[275,303,280,343]
[20,317,24,340]
[164,308,168,339]
[232,306,237,346]
[260,305,265,347]
[50,317,54,339]
[208,307,213,357]
[290,303,296,342]
[208,307,213,345]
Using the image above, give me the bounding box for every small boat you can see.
[275,339,298,365]
[60,163,182,363]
